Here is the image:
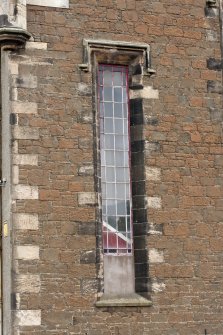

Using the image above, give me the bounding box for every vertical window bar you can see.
[98,64,133,255]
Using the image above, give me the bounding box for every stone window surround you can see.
[78,39,155,76]
[79,39,153,307]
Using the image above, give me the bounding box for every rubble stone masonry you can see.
[1,0,223,334]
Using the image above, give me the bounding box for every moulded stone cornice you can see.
[78,38,156,76]
[0,26,31,50]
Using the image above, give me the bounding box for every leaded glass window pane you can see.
[98,65,133,254]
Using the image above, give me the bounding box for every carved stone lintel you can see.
[0,26,31,50]
[78,39,156,76]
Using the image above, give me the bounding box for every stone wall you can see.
[7,0,223,334]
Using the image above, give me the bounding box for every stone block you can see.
[133,222,148,236]
[11,101,38,114]
[134,236,146,249]
[207,58,222,71]
[78,222,95,235]
[12,75,37,89]
[15,245,39,260]
[12,165,19,185]
[148,223,163,235]
[78,192,97,206]
[206,30,218,41]
[26,41,48,49]
[146,197,162,209]
[135,277,151,293]
[13,185,38,200]
[80,250,96,264]
[14,274,40,293]
[81,279,98,294]
[152,280,166,293]
[209,107,223,121]
[207,80,223,94]
[149,248,164,263]
[145,141,162,153]
[135,263,148,278]
[215,155,223,166]
[13,126,39,140]
[14,310,41,326]
[129,86,159,100]
[44,311,72,326]
[145,167,161,181]
[13,154,38,166]
[9,62,18,75]
[145,116,159,125]
[77,82,92,95]
[134,249,147,263]
[13,213,39,230]
[78,165,94,176]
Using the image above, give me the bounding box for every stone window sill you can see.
[95,294,152,307]
[27,0,69,8]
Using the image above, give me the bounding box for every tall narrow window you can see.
[98,65,133,255]
[82,41,153,305]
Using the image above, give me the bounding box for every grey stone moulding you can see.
[78,38,156,76]
[0,26,31,49]
[95,293,152,307]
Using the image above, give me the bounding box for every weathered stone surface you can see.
[129,86,159,100]
[80,250,96,264]
[78,192,97,206]
[4,0,223,334]
[145,167,161,181]
[26,41,48,49]
[78,165,94,176]
[12,75,37,89]
[13,185,38,199]
[149,248,164,263]
[13,213,39,230]
[15,245,39,260]
[14,274,40,293]
[13,154,38,165]
[13,126,39,140]
[14,310,41,326]
[11,101,38,114]
[146,197,162,209]
[152,280,166,293]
